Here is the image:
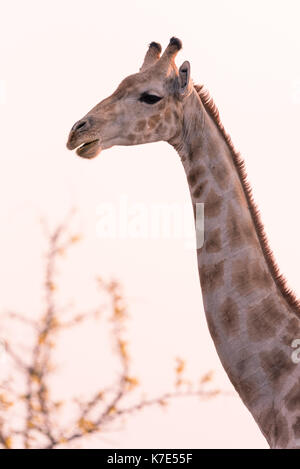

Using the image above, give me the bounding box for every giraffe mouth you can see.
[76,139,102,159]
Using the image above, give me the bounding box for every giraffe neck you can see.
[169,88,300,448]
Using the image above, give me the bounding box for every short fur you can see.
[194,83,300,314]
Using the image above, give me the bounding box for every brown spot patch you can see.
[231,258,272,296]
[173,110,180,121]
[223,366,258,404]
[275,413,289,448]
[164,108,172,123]
[260,347,295,387]
[205,189,222,219]
[193,180,208,199]
[205,228,222,253]
[219,297,239,335]
[104,102,117,114]
[227,204,258,249]
[231,258,251,295]
[156,122,165,134]
[252,261,273,290]
[285,379,300,412]
[260,408,289,448]
[226,204,240,245]
[135,120,146,132]
[127,133,136,143]
[247,297,285,342]
[169,128,181,143]
[188,141,204,162]
[238,377,258,404]
[282,317,300,347]
[243,222,256,243]
[286,317,300,336]
[260,407,275,444]
[211,162,230,190]
[187,165,206,187]
[148,114,160,129]
[293,416,300,439]
[199,260,224,292]
[233,184,249,209]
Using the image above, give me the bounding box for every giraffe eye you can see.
[139,93,162,105]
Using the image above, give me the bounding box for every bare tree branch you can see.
[0,212,221,449]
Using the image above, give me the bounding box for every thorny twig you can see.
[0,214,221,449]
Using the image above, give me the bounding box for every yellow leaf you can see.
[78,418,96,433]
[107,406,116,415]
[4,437,12,449]
[114,306,125,318]
[200,371,214,384]
[158,399,167,407]
[70,234,82,243]
[175,357,185,375]
[31,373,41,384]
[31,403,42,412]
[118,340,128,359]
[175,378,183,388]
[50,317,60,329]
[0,394,13,409]
[38,332,47,345]
[125,376,139,390]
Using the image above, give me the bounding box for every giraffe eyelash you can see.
[139,93,162,104]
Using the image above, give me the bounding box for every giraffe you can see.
[67,37,300,448]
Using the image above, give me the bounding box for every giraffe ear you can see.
[178,61,191,95]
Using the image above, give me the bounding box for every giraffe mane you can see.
[195,83,300,315]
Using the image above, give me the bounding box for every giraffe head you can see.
[66,37,192,159]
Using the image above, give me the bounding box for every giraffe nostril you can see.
[72,119,88,132]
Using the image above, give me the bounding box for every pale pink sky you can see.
[1,0,300,448]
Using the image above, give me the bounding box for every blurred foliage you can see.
[0,213,219,449]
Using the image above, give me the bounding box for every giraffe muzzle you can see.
[75,139,102,159]
[66,125,102,158]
